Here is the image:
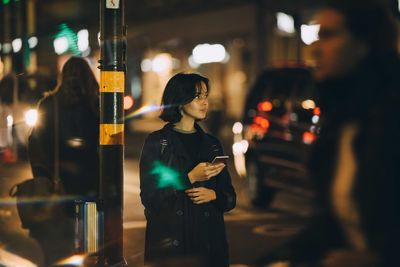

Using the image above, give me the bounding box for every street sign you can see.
[106,0,120,9]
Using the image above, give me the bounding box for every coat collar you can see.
[160,122,216,163]
[161,122,206,139]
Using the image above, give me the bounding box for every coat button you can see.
[204,211,210,217]
[176,210,183,216]
[173,240,179,246]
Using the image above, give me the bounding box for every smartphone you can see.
[210,155,229,165]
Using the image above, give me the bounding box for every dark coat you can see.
[28,93,99,199]
[27,93,99,265]
[139,123,236,267]
[286,55,400,266]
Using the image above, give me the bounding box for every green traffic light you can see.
[54,23,80,55]
[3,0,11,5]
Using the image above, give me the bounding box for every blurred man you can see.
[285,1,400,267]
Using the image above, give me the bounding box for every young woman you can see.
[140,73,236,267]
[28,57,99,265]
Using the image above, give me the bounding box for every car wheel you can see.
[247,159,276,208]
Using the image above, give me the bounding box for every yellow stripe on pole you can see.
[100,71,125,93]
[100,124,124,145]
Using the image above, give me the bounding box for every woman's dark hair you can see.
[324,0,398,57]
[54,57,99,114]
[159,72,209,123]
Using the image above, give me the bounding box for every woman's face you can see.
[312,8,368,81]
[181,82,209,121]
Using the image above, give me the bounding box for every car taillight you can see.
[257,101,273,112]
[303,131,316,144]
[253,116,270,129]
[250,124,268,137]
[313,107,321,116]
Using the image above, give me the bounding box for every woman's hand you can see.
[185,187,216,204]
[188,162,225,183]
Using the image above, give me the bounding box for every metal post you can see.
[26,0,37,73]
[13,0,25,74]
[98,0,126,266]
[2,0,13,75]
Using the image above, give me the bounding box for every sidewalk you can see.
[0,162,44,266]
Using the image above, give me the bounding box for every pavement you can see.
[0,119,315,267]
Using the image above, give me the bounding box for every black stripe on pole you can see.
[100,92,124,124]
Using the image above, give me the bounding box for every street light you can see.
[28,36,38,49]
[191,43,228,64]
[301,24,320,45]
[12,38,22,53]
[276,12,295,35]
[77,29,89,52]
[54,37,69,55]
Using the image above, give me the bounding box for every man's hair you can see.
[324,0,398,57]
[159,72,209,123]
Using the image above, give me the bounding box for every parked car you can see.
[0,74,54,163]
[232,66,319,207]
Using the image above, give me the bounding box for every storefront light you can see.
[77,29,89,52]
[141,59,152,72]
[192,43,228,64]
[188,55,200,69]
[301,24,320,45]
[2,43,12,54]
[277,12,295,34]
[151,53,173,73]
[12,38,22,53]
[54,37,69,55]
[28,36,38,49]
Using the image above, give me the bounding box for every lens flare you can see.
[124,104,177,121]
[150,161,186,190]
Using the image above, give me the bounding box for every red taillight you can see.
[250,124,268,134]
[253,116,270,129]
[303,131,316,144]
[313,107,321,116]
[257,101,273,112]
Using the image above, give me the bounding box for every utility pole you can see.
[98,0,127,266]
[12,0,25,74]
[2,0,12,75]
[26,0,37,74]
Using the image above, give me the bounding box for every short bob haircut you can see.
[159,72,209,123]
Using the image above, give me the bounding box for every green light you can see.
[54,23,79,55]
[150,161,186,190]
[3,0,11,5]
